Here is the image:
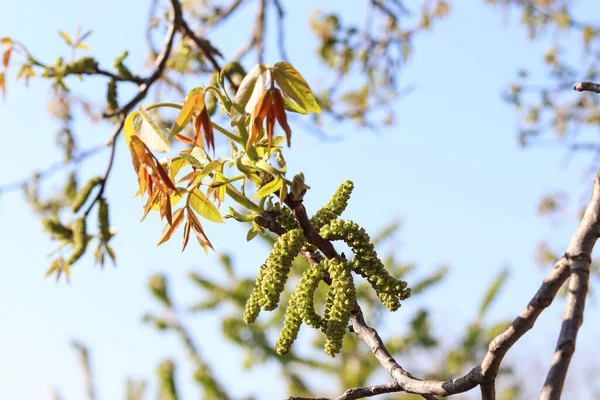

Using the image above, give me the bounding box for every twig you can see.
[287,381,402,400]
[272,0,289,61]
[254,0,267,64]
[540,175,599,398]
[573,81,600,93]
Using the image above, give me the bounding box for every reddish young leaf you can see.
[199,107,215,154]
[181,220,191,252]
[157,208,185,246]
[272,89,292,147]
[174,133,194,145]
[187,209,214,252]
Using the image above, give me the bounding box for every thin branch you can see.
[83,67,144,84]
[273,0,289,61]
[480,381,496,400]
[288,381,402,400]
[573,81,600,93]
[254,0,267,64]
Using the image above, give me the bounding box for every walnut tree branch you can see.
[573,81,600,93]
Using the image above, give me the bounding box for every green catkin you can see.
[268,202,298,231]
[157,359,179,400]
[114,51,133,79]
[107,79,118,111]
[320,219,410,312]
[66,217,87,265]
[243,263,268,324]
[71,176,101,213]
[97,197,111,243]
[323,257,355,357]
[41,218,73,240]
[296,263,325,329]
[206,72,219,116]
[310,180,354,231]
[64,57,98,74]
[259,229,305,311]
[275,293,302,355]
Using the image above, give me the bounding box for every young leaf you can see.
[134,105,171,153]
[124,111,139,146]
[273,62,322,114]
[0,72,5,98]
[171,88,202,137]
[189,188,223,223]
[231,63,268,125]
[59,30,73,46]
[180,146,209,169]
[254,176,283,199]
[157,208,185,246]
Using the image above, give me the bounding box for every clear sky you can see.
[1,1,599,399]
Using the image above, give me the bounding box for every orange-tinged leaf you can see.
[0,72,5,98]
[199,108,214,154]
[266,108,275,154]
[151,187,186,210]
[3,45,11,68]
[130,135,176,192]
[171,89,201,137]
[181,220,191,252]
[189,188,223,223]
[157,208,185,246]
[160,190,173,225]
[193,114,205,150]
[0,37,11,46]
[188,211,213,253]
[273,61,321,114]
[272,89,292,147]
[141,188,160,221]
[174,133,194,145]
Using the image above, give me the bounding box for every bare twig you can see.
[254,0,267,64]
[287,381,401,400]
[573,81,600,93]
[539,174,599,398]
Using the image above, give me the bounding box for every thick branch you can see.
[573,81,600,93]
[539,174,600,398]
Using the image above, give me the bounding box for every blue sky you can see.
[1,1,599,399]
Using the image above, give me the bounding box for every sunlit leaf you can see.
[59,30,73,46]
[254,176,283,199]
[0,72,5,98]
[273,62,322,114]
[171,88,202,137]
[134,105,171,153]
[180,146,209,168]
[157,208,185,246]
[231,63,268,125]
[124,111,139,146]
[189,188,223,223]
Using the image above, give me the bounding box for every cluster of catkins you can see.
[243,180,410,357]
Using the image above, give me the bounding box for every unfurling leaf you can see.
[231,63,268,125]
[59,30,73,46]
[134,105,171,152]
[254,175,283,199]
[273,62,321,114]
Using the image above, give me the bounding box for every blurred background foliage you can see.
[3,0,600,399]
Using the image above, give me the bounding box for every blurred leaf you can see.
[479,268,509,318]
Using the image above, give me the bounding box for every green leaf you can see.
[283,96,308,115]
[169,157,187,181]
[192,160,222,185]
[59,30,73,46]
[254,176,283,199]
[479,268,509,318]
[134,105,171,152]
[231,63,268,125]
[273,62,321,114]
[189,188,223,223]
[180,147,209,168]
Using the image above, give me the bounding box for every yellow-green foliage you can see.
[311,180,354,230]
[267,202,298,231]
[320,219,410,311]
[42,217,73,240]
